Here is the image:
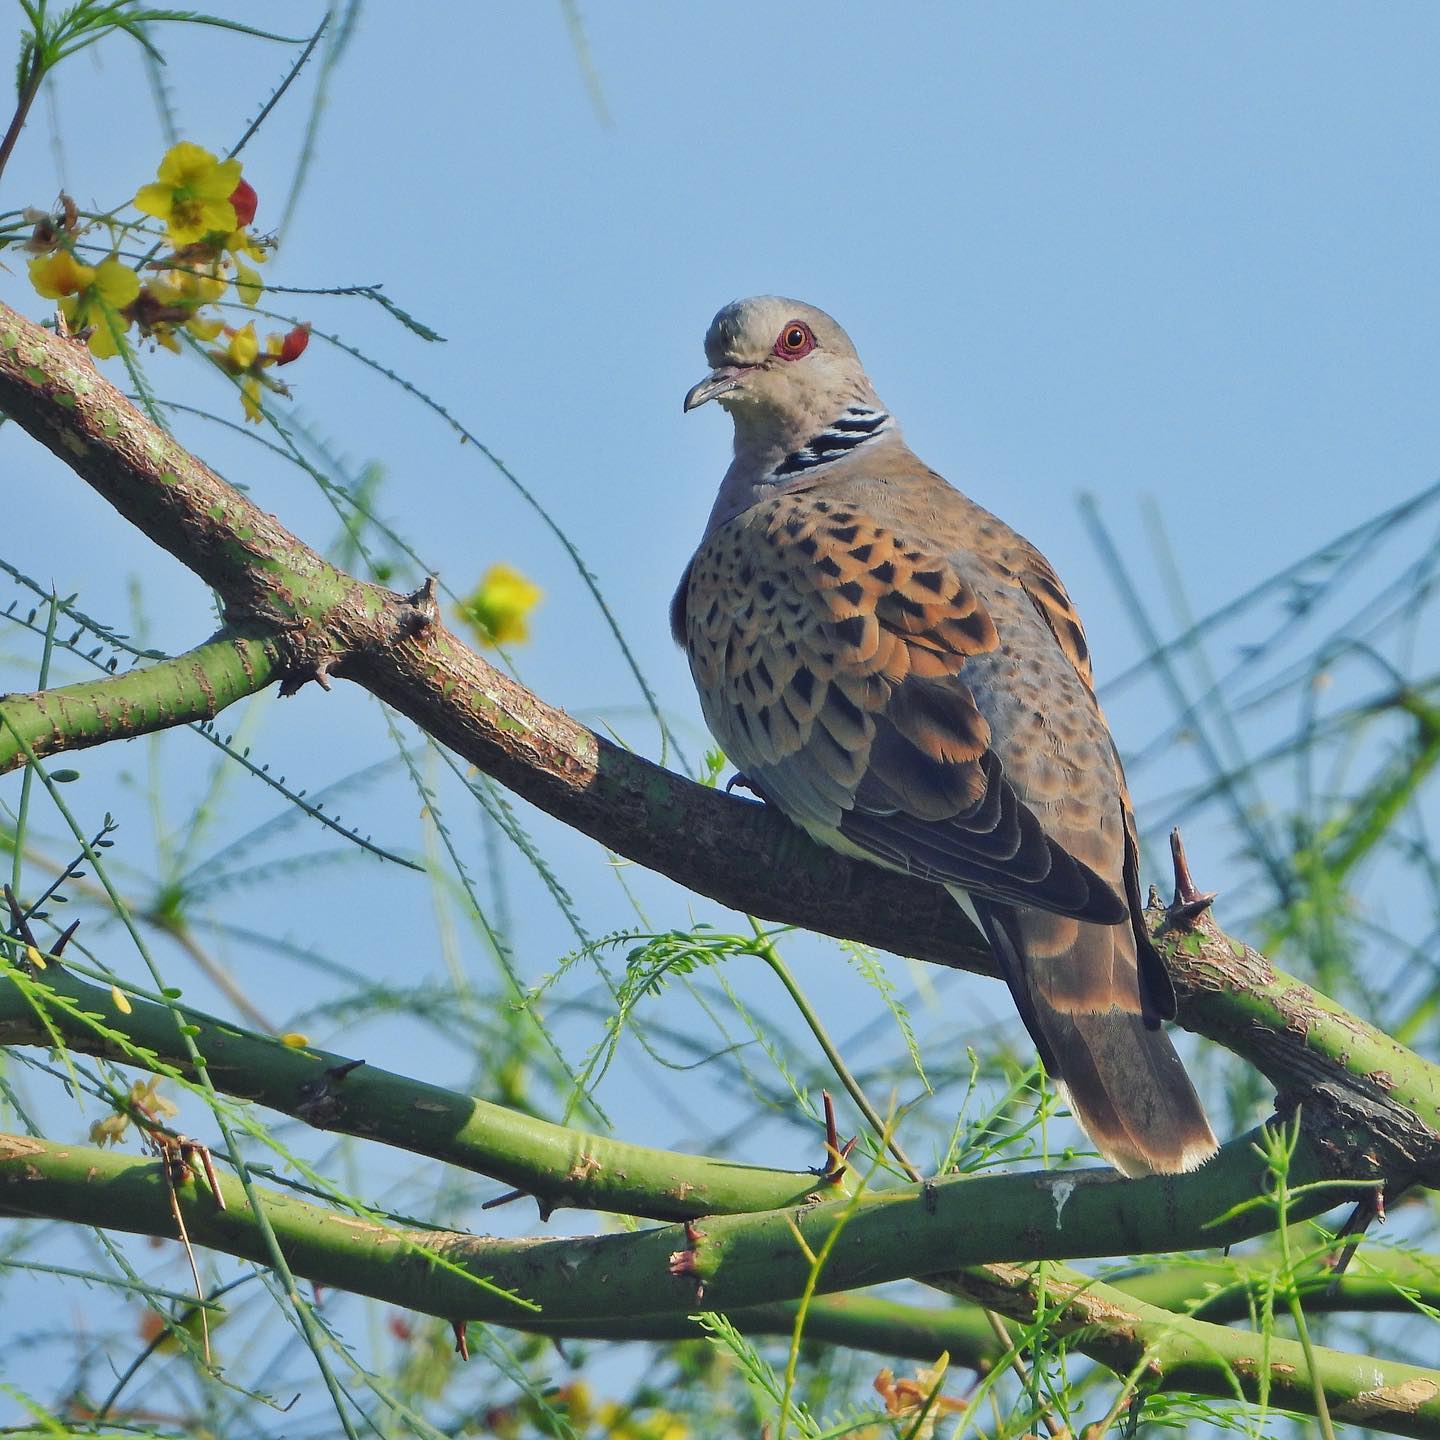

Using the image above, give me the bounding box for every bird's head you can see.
[683,296,881,454]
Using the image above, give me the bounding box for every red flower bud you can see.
[229,178,258,228]
[276,323,310,365]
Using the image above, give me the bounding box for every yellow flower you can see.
[35,253,141,358]
[28,249,94,298]
[69,260,140,358]
[207,321,307,423]
[134,142,243,246]
[131,1075,178,1119]
[458,564,543,647]
[89,1111,130,1147]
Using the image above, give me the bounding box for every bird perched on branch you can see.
[673,296,1217,1175]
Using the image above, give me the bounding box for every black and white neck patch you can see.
[771,406,893,479]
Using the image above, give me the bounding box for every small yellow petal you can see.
[280,1031,310,1048]
[133,181,176,219]
[156,141,217,187]
[228,321,259,369]
[25,944,45,970]
[87,326,121,359]
[240,375,265,423]
[110,984,132,1014]
[28,250,95,298]
[93,258,140,307]
[196,158,244,200]
[233,258,263,307]
[197,196,238,235]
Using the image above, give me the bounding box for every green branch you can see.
[5,1132,1438,1437]
[0,960,822,1221]
[1118,1247,1440,1322]
[0,626,283,773]
[1158,900,1440,1185]
[953,1259,1440,1438]
[0,1123,1357,1324]
[519,1245,1440,1363]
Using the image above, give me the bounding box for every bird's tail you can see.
[965,894,1218,1176]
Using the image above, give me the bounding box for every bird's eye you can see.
[774,321,816,360]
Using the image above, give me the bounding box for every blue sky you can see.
[2,1,1439,1417]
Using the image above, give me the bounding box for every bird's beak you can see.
[683,365,753,412]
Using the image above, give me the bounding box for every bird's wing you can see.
[983,536,1179,1019]
[680,486,1125,923]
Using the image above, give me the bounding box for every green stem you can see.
[754,922,921,1179]
[0,627,285,776]
[0,56,43,192]
[10,593,57,897]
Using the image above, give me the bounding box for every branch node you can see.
[668,1218,708,1299]
[279,653,335,698]
[398,577,440,640]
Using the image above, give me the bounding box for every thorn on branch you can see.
[1164,827,1216,931]
[294,1058,366,1128]
[1326,1185,1389,1294]
[278,654,334,697]
[146,1126,226,1213]
[451,1320,470,1361]
[480,1187,554,1223]
[812,1090,857,1185]
[3,883,66,971]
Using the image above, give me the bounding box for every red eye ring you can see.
[774,321,816,360]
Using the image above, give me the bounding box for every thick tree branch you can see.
[4,1133,1437,1437]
